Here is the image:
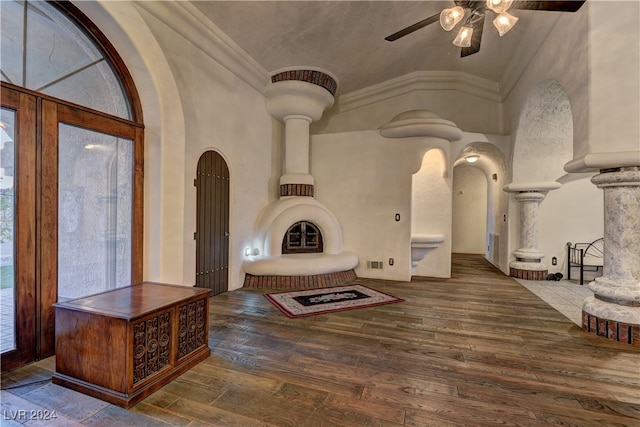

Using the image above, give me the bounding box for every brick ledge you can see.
[510,268,547,281]
[582,311,640,346]
[244,269,357,290]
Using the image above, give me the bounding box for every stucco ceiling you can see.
[192,1,563,95]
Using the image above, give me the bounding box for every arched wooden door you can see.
[195,151,229,295]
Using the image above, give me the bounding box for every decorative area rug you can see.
[264,284,404,318]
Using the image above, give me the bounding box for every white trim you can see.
[336,71,501,113]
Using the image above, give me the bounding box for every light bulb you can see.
[439,6,465,31]
[486,0,513,14]
[465,155,480,163]
[493,12,518,36]
[453,25,473,48]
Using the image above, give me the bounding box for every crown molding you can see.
[336,71,501,114]
[135,1,269,94]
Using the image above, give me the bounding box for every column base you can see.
[509,260,548,280]
[582,297,640,346]
[510,268,548,280]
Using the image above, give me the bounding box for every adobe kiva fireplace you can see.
[243,68,358,289]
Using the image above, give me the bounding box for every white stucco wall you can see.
[139,5,277,290]
[411,149,451,278]
[452,165,487,254]
[539,175,604,276]
[311,130,451,281]
[501,1,640,169]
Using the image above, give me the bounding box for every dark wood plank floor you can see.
[2,254,639,426]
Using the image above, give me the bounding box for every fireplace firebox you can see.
[282,221,323,254]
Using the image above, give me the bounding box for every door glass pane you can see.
[58,123,132,300]
[0,108,16,352]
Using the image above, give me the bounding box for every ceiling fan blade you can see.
[511,1,586,12]
[385,13,440,42]
[461,13,485,57]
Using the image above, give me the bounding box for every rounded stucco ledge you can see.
[379,110,463,141]
[564,151,640,173]
[503,182,562,193]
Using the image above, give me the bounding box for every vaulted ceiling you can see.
[192,1,564,95]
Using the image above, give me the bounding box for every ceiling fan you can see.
[385,0,586,57]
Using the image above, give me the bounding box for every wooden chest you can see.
[52,282,211,408]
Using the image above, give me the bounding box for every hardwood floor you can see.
[2,254,639,426]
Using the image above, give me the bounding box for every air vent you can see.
[367,260,384,270]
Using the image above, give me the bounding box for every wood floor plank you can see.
[4,254,639,426]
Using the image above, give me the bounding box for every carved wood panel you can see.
[177,298,207,360]
[133,311,171,385]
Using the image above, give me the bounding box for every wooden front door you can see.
[1,83,144,373]
[195,151,229,295]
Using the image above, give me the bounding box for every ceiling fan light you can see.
[493,12,518,36]
[486,0,513,14]
[452,25,473,48]
[439,6,465,31]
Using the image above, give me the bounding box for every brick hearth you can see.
[244,269,357,290]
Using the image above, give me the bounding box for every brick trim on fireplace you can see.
[244,269,357,290]
[280,184,314,197]
[271,69,337,96]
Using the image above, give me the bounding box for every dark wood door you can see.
[195,151,229,295]
[1,87,37,372]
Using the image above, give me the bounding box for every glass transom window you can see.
[0,0,131,119]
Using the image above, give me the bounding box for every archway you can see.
[452,165,487,254]
[453,142,508,271]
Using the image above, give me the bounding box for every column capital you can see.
[591,167,640,188]
[503,181,561,194]
[513,192,546,203]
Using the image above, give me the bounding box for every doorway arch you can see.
[453,142,508,271]
[452,165,487,254]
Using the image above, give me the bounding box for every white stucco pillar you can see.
[264,68,337,195]
[283,116,311,175]
[581,168,640,343]
[504,182,561,280]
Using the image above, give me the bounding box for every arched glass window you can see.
[1,0,133,120]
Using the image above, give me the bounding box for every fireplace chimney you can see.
[265,68,337,197]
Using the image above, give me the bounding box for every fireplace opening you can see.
[282,221,323,254]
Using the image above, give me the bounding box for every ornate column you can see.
[582,168,640,345]
[504,182,560,280]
